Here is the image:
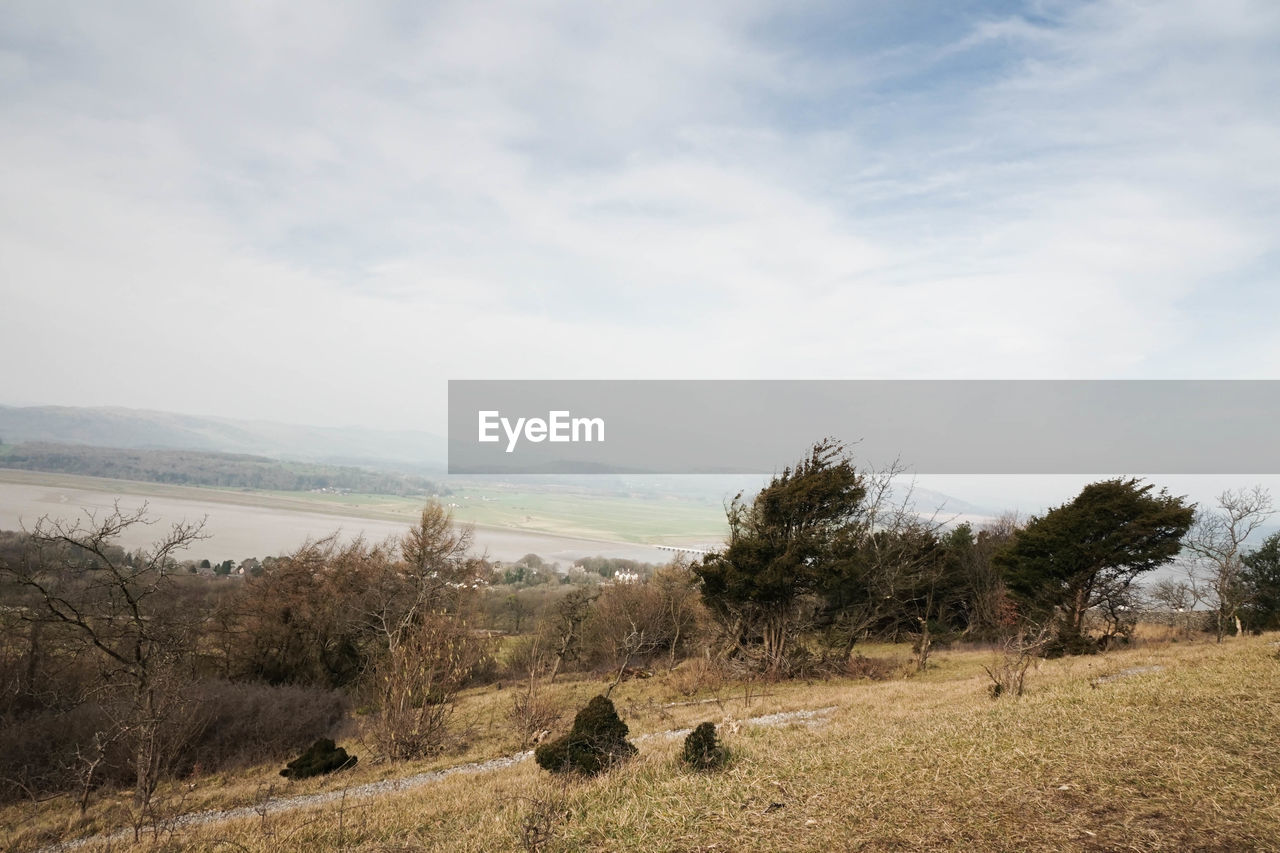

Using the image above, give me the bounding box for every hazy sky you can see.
[2,1,1278,432]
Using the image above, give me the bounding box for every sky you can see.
[1,0,1279,438]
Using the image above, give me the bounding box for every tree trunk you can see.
[604,649,634,700]
[763,612,788,677]
[668,621,681,672]
[914,617,931,672]
[1071,586,1088,638]
[134,686,158,809]
[23,620,42,695]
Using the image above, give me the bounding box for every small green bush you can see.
[681,722,725,770]
[534,695,636,776]
[280,738,357,779]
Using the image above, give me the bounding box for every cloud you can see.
[0,0,1276,430]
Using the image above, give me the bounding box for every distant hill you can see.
[0,405,446,469]
[0,442,445,496]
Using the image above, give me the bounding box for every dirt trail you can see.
[42,706,837,851]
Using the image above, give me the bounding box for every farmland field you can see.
[0,470,726,564]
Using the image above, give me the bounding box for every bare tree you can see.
[963,513,1020,639]
[225,534,384,688]
[506,636,561,750]
[1,503,206,813]
[365,610,486,760]
[588,583,667,699]
[364,503,490,761]
[650,559,704,670]
[1147,577,1195,638]
[822,462,951,663]
[398,501,486,614]
[982,624,1052,699]
[1091,579,1140,649]
[545,589,597,683]
[1183,487,1274,641]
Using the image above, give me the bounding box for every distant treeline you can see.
[0,442,443,495]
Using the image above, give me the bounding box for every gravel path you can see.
[43,706,837,851]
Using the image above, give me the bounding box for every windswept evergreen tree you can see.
[995,478,1193,653]
[1242,532,1280,632]
[695,438,867,674]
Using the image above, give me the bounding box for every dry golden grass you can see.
[6,635,1278,852]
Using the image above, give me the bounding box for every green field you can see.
[267,482,728,544]
[0,469,729,546]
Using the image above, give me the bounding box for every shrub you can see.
[0,702,129,803]
[501,634,552,682]
[0,681,348,804]
[280,738,357,779]
[534,695,636,776]
[844,654,897,681]
[1041,625,1099,658]
[181,681,349,776]
[983,628,1050,698]
[681,722,725,771]
[669,657,724,697]
[508,676,562,750]
[366,613,489,761]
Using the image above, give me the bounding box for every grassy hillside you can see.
[0,442,441,496]
[0,404,446,467]
[8,634,1277,851]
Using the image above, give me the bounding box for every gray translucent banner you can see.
[447,380,1280,475]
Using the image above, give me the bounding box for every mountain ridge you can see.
[0,404,447,470]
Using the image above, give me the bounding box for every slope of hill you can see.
[0,442,442,496]
[10,636,1276,851]
[0,405,446,468]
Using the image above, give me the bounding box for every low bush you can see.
[669,657,723,697]
[508,676,563,750]
[1041,625,1100,658]
[0,681,348,803]
[534,695,636,776]
[280,738,357,779]
[983,629,1049,698]
[182,681,349,776]
[681,722,725,771]
[844,654,898,681]
[365,614,487,762]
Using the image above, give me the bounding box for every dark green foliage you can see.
[695,438,868,672]
[280,738,356,779]
[1242,532,1280,632]
[697,439,866,615]
[534,695,636,776]
[995,478,1194,652]
[682,722,725,770]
